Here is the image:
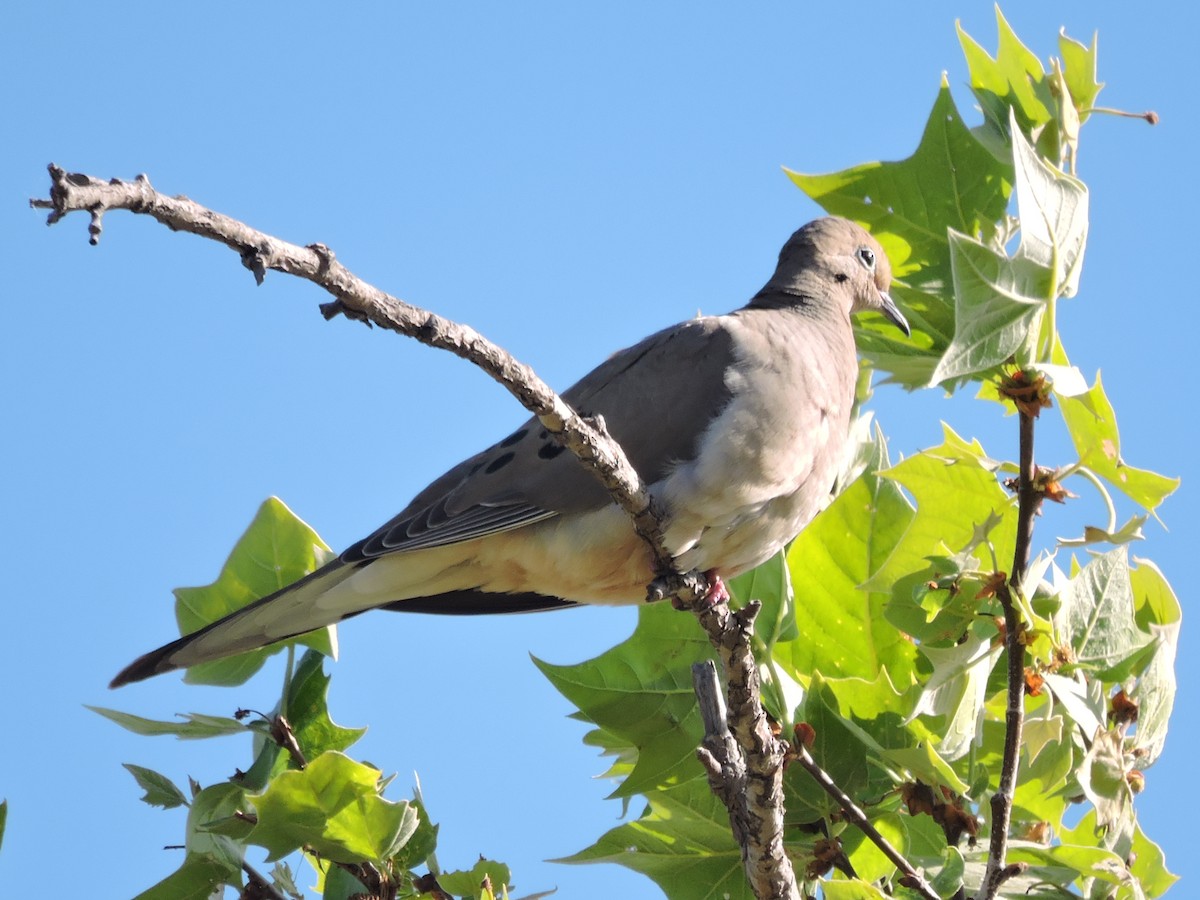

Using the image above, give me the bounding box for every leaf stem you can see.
[1073,466,1118,533]
[281,644,296,720]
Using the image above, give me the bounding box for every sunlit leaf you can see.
[247,751,412,864]
[174,497,337,686]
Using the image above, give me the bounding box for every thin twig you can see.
[976,410,1038,900]
[30,164,711,606]
[242,860,289,900]
[789,746,941,900]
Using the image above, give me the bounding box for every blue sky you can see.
[2,3,1193,897]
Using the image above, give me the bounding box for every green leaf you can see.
[1128,818,1179,897]
[841,812,906,884]
[436,859,513,896]
[269,861,302,898]
[88,706,247,739]
[786,79,1013,388]
[555,778,748,900]
[1058,374,1179,512]
[931,105,1089,386]
[1053,547,1152,679]
[1009,108,1089,298]
[248,751,412,864]
[958,8,1051,135]
[0,799,6,854]
[174,497,337,686]
[285,650,367,760]
[1128,559,1179,765]
[1057,28,1104,124]
[788,79,1011,278]
[1057,514,1146,548]
[186,783,248,875]
[536,601,713,798]
[777,449,918,687]
[909,636,1003,761]
[729,548,796,648]
[881,743,970,797]
[929,232,1046,384]
[123,763,189,809]
[131,853,238,900]
[868,426,1016,594]
[787,677,872,821]
[1078,728,1134,839]
[1004,838,1129,891]
[821,881,890,900]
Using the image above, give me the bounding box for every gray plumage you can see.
[111,217,907,687]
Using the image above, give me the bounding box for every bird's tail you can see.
[109,560,359,688]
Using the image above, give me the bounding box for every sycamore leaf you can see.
[1002,840,1130,893]
[1057,514,1146,548]
[868,425,1017,593]
[123,763,189,809]
[89,706,247,739]
[1053,547,1152,679]
[284,650,367,759]
[908,636,1003,761]
[1058,374,1179,513]
[186,783,247,876]
[1010,111,1089,298]
[930,232,1047,385]
[437,859,513,896]
[786,78,1012,388]
[173,497,337,687]
[821,881,891,900]
[248,751,413,864]
[777,447,918,687]
[1042,672,1105,739]
[787,78,1011,278]
[131,854,238,900]
[555,779,749,900]
[1129,559,1180,765]
[1078,728,1134,838]
[841,813,907,884]
[958,8,1053,139]
[535,602,713,798]
[787,677,873,821]
[1057,28,1105,124]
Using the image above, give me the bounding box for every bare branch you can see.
[31,164,711,607]
[693,641,799,900]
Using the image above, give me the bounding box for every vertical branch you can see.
[976,409,1038,900]
[691,605,800,900]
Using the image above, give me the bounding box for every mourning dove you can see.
[111,217,908,687]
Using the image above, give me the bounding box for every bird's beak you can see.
[879,291,910,337]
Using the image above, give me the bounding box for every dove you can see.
[111,217,908,687]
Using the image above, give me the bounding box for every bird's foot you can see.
[670,570,729,611]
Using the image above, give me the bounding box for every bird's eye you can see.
[856,247,876,270]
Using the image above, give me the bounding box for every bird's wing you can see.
[344,315,736,562]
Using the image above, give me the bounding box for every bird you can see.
[111,217,908,687]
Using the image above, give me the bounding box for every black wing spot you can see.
[538,442,566,460]
[500,428,528,447]
[485,452,515,474]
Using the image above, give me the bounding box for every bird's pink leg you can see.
[672,570,730,610]
[702,571,730,607]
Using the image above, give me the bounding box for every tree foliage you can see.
[90,10,1177,900]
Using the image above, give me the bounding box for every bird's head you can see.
[755,217,910,337]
